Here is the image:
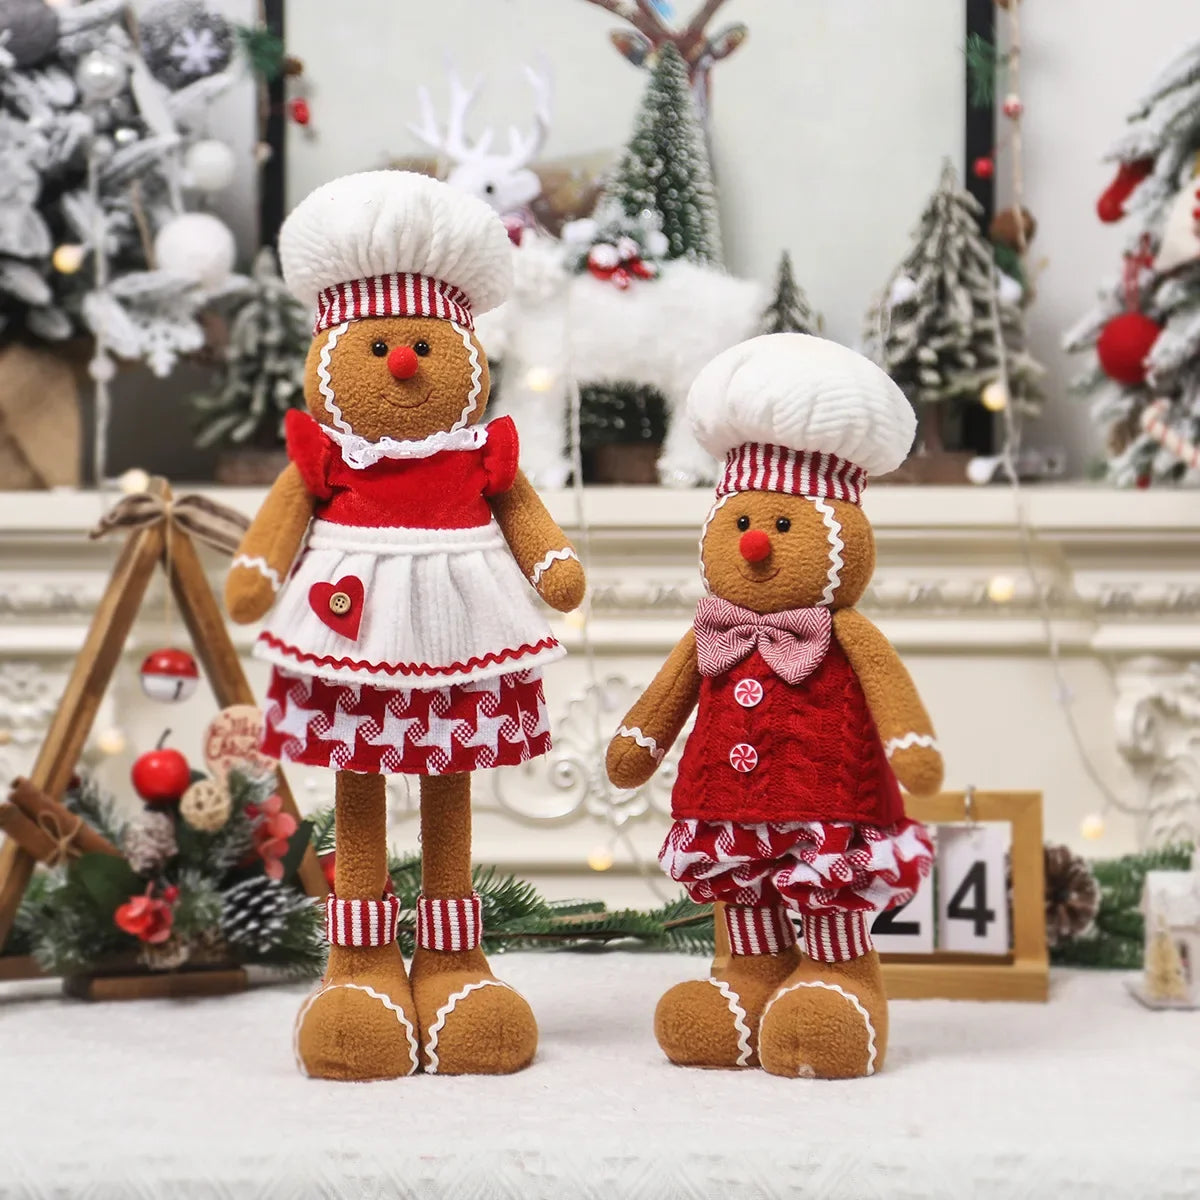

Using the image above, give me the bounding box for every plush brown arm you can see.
[605,627,701,789]
[490,469,586,613]
[224,464,315,624]
[833,607,944,796]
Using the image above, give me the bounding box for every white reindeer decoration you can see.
[411,65,765,487]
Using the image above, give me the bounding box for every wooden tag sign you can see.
[0,478,328,989]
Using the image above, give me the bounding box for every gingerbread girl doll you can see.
[226,171,585,1081]
[607,333,942,1079]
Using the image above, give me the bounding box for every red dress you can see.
[659,605,933,917]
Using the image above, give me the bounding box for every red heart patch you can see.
[309,575,365,641]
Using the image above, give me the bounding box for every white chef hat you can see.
[688,333,916,503]
[279,170,513,335]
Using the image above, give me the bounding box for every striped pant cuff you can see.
[324,894,401,948]
[724,904,798,956]
[416,892,484,952]
[803,911,873,963]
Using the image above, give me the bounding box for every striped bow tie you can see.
[694,597,832,685]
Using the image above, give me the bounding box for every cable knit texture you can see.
[279,170,513,317]
[671,643,904,825]
[687,333,916,477]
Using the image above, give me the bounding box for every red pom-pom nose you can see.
[739,529,771,563]
[387,345,420,380]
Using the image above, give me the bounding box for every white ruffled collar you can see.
[321,423,488,470]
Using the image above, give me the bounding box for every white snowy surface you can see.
[0,955,1197,1199]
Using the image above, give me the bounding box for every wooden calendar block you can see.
[871,832,937,955]
[935,822,1012,956]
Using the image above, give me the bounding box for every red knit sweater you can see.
[671,639,905,825]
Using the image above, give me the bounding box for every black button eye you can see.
[736,515,750,531]
[413,340,431,357]
[371,340,388,357]
[776,517,791,533]
[484,183,495,194]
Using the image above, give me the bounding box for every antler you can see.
[502,62,552,169]
[407,66,491,164]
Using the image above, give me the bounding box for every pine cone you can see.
[188,926,230,966]
[1044,844,1101,947]
[139,935,189,972]
[221,876,297,956]
[123,810,178,874]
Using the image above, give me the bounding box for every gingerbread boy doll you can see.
[226,171,585,1080]
[607,333,942,1079]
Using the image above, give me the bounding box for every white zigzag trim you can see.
[617,724,664,763]
[449,319,483,432]
[423,978,519,1074]
[762,980,877,1076]
[884,731,939,758]
[231,554,281,592]
[317,321,351,433]
[293,982,419,1078]
[698,494,732,593]
[809,496,844,607]
[530,546,579,587]
[708,977,753,1067]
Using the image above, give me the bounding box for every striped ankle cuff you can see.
[325,894,401,947]
[804,911,872,963]
[724,904,798,956]
[416,893,484,952]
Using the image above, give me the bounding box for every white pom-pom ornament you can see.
[588,243,621,270]
[184,139,237,192]
[154,212,236,289]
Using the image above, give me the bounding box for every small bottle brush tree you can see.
[1065,38,1200,487]
[761,251,819,335]
[192,247,308,452]
[603,43,723,265]
[865,161,1042,453]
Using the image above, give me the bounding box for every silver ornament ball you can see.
[184,139,237,193]
[76,50,128,103]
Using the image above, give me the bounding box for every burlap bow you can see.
[694,597,832,685]
[90,491,249,557]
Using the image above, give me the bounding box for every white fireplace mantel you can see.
[1,483,1198,905]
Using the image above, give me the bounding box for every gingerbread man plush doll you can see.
[607,333,942,1079]
[226,171,585,1081]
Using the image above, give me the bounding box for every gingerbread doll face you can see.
[303,315,491,443]
[701,490,875,613]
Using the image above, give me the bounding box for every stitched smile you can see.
[738,567,780,582]
[383,388,435,409]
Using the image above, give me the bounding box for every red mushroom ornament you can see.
[140,648,199,703]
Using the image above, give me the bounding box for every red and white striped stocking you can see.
[803,911,873,963]
[723,904,798,956]
[416,893,484,952]
[324,894,401,947]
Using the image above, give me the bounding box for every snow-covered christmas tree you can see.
[192,248,307,454]
[865,161,1042,451]
[761,251,818,335]
[1065,39,1200,486]
[603,43,723,265]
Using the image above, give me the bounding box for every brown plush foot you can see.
[410,946,538,1075]
[758,951,889,1079]
[655,944,802,1069]
[294,943,420,1081]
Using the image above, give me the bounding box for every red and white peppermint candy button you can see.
[733,679,764,708]
[729,743,759,773]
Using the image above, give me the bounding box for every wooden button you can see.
[328,591,352,616]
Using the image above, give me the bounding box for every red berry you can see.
[973,156,995,180]
[132,747,191,805]
[162,885,180,903]
[289,97,310,126]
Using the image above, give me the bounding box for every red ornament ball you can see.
[140,648,199,703]
[289,97,310,126]
[1096,311,1163,386]
[973,156,995,180]
[132,745,192,805]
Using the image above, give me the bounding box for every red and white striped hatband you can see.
[314,271,474,335]
[717,442,867,504]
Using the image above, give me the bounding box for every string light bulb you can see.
[587,845,615,872]
[1081,813,1106,841]
[986,575,1017,604]
[95,727,127,756]
[52,243,85,274]
[563,608,587,631]
[524,366,557,394]
[982,380,1010,412]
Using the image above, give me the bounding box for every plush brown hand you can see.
[605,735,661,790]
[890,744,944,796]
[537,555,586,613]
[225,565,278,625]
